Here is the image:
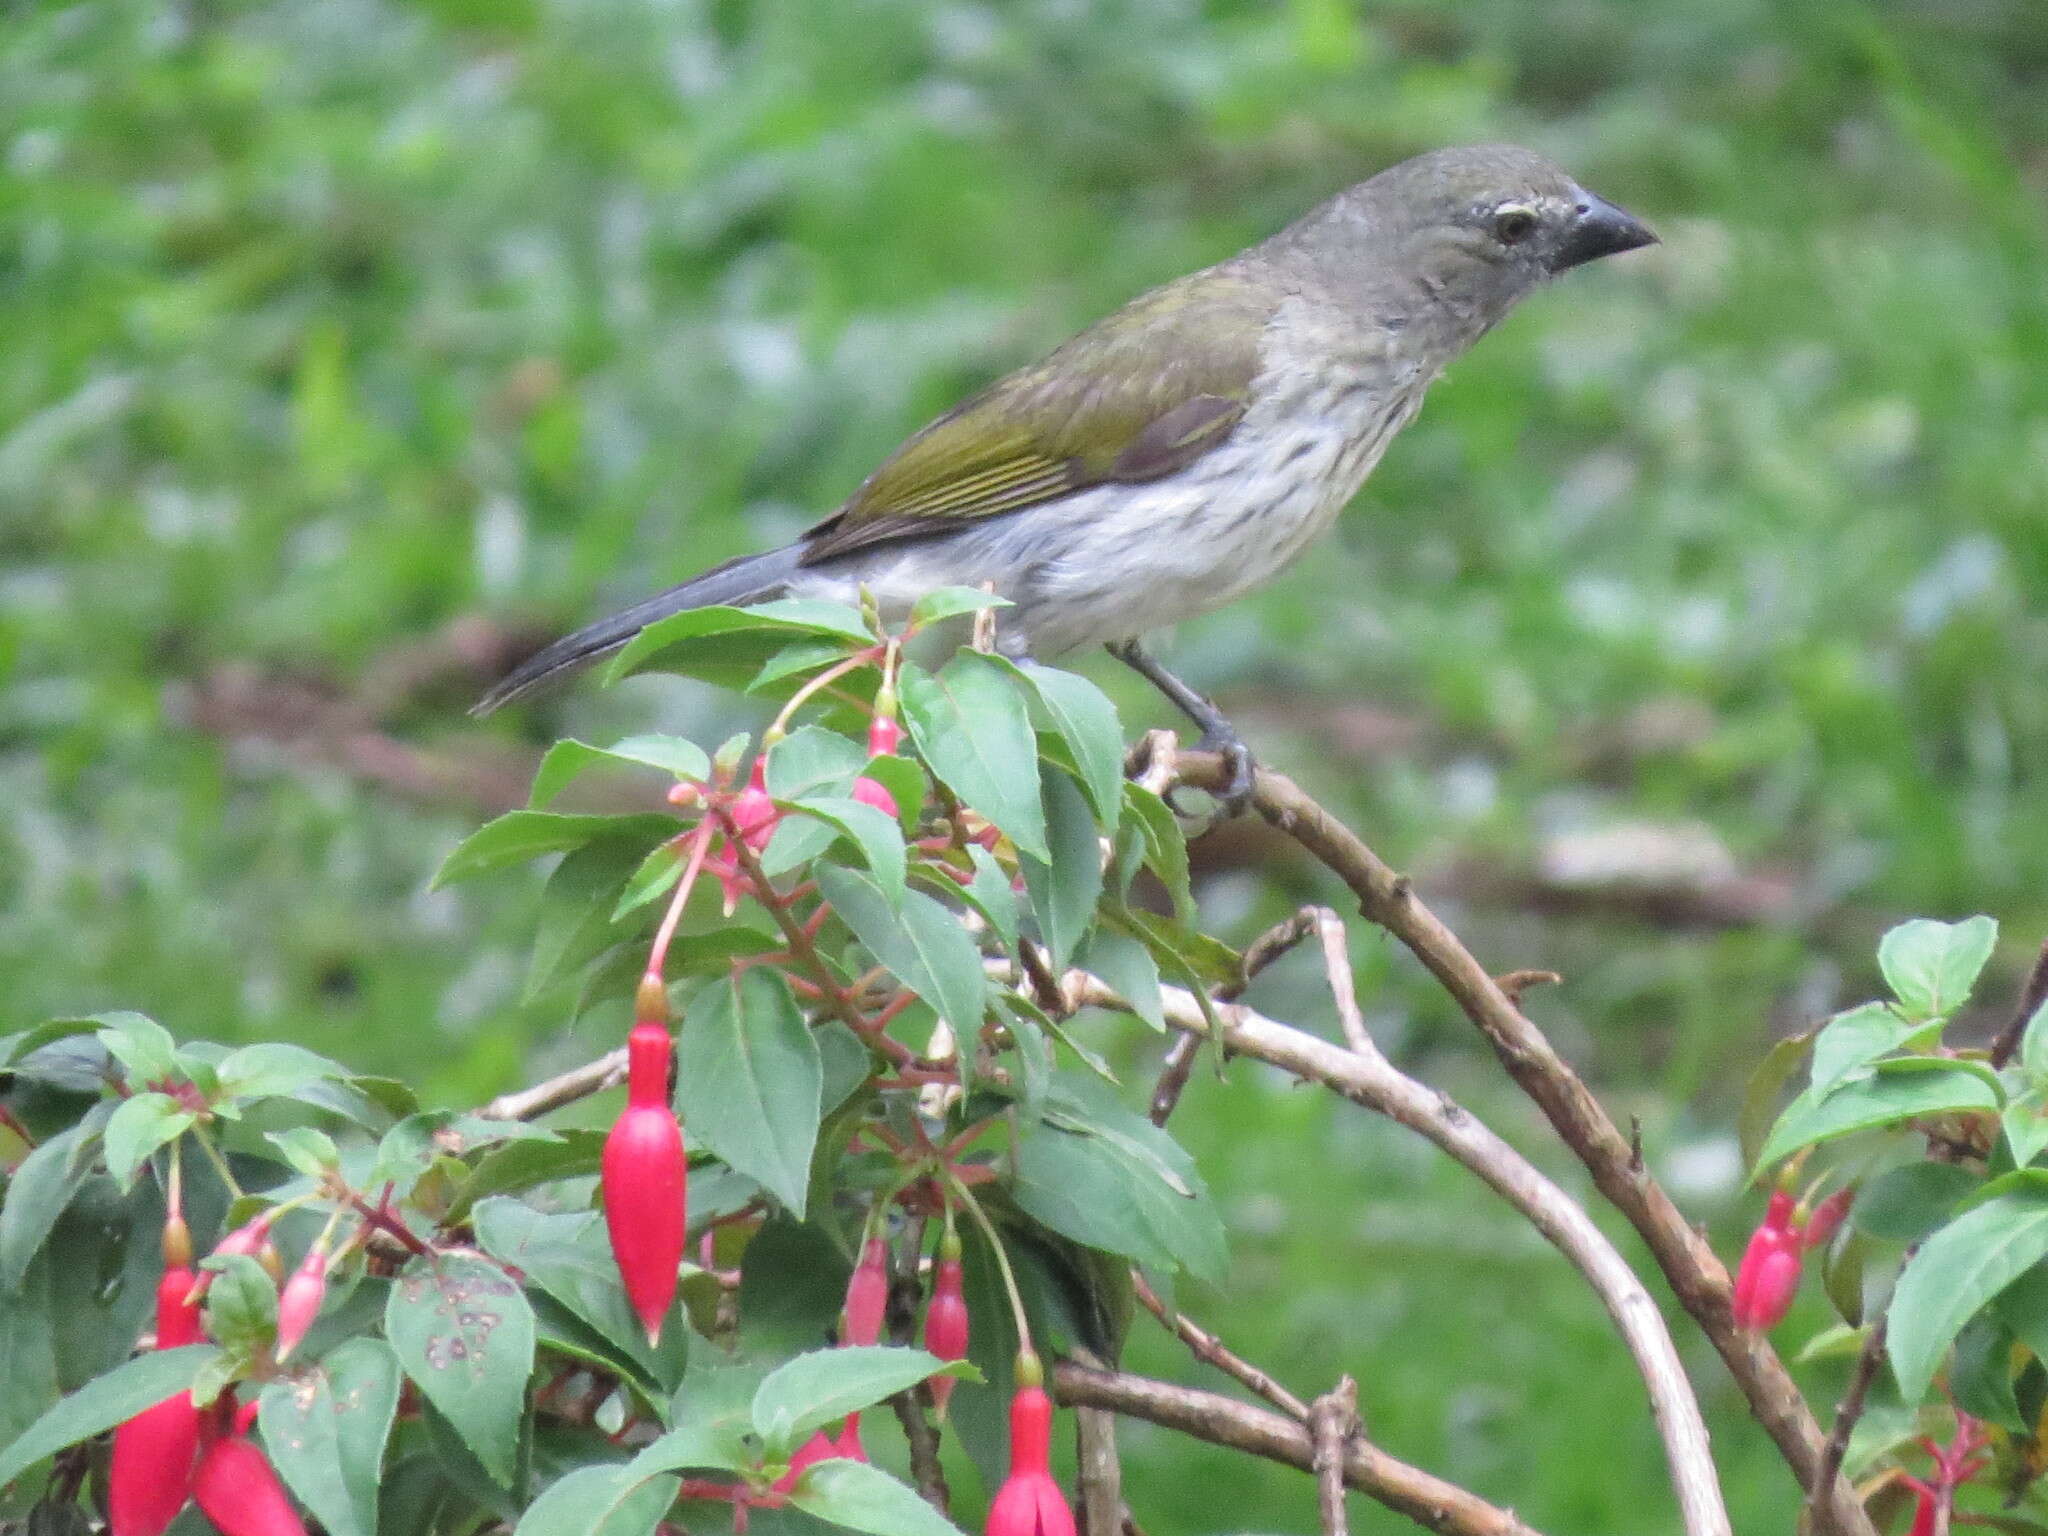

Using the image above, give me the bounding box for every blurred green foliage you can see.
[4,0,2045,1528]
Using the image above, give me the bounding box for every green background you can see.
[5,0,2044,1528]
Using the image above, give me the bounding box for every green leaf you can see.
[259,1338,403,1536]
[526,839,651,1003]
[1889,1174,2048,1401]
[264,1122,340,1179]
[783,797,907,904]
[0,1016,110,1071]
[1756,1061,2000,1172]
[0,1344,216,1488]
[473,1198,683,1390]
[611,840,688,921]
[750,637,856,693]
[0,1252,59,1453]
[677,969,824,1215]
[1018,769,1102,975]
[791,1458,968,1536]
[1951,1312,2026,1430]
[100,1092,194,1191]
[1808,1003,1920,1099]
[96,1012,178,1086]
[963,846,1019,950]
[858,754,926,835]
[447,1132,607,1224]
[216,1042,351,1101]
[2024,1000,2048,1085]
[999,660,1124,834]
[1993,1262,2048,1364]
[639,1359,768,1476]
[1013,1086,1225,1284]
[900,653,1046,859]
[2008,1088,2048,1169]
[514,1464,680,1536]
[1076,931,1164,1033]
[531,736,711,808]
[0,1124,101,1290]
[909,586,1012,627]
[1853,1163,1981,1243]
[1879,915,1999,1022]
[765,727,865,801]
[1119,784,1191,922]
[610,603,866,687]
[750,1346,970,1452]
[433,812,676,889]
[385,1252,535,1486]
[815,866,987,1038]
[1738,1033,1814,1170]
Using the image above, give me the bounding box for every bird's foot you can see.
[1193,727,1257,816]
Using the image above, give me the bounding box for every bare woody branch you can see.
[1052,1361,1542,1536]
[1040,963,1730,1536]
[1154,739,1875,1536]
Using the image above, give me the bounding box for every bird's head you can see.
[1278,144,1657,339]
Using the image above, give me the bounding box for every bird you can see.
[476,144,1655,807]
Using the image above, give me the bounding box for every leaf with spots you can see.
[384,1252,534,1487]
[258,1338,403,1536]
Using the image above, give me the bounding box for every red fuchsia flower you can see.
[770,1420,868,1495]
[192,1400,308,1536]
[1731,1190,1804,1331]
[602,1018,687,1344]
[986,1356,1075,1536]
[711,759,782,913]
[273,1244,329,1363]
[109,1231,205,1536]
[851,774,899,820]
[1801,1187,1854,1251]
[923,1232,969,1414]
[842,1235,890,1347]
[868,712,902,758]
[835,1413,868,1463]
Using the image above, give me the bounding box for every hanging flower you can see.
[923,1229,969,1414]
[192,1399,309,1536]
[840,1234,891,1347]
[985,1354,1075,1536]
[1801,1187,1854,1251]
[602,1011,687,1344]
[109,1224,205,1536]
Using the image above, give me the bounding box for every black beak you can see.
[1550,191,1657,273]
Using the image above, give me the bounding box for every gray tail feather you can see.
[471,544,804,716]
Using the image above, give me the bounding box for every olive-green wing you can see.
[800,270,1272,565]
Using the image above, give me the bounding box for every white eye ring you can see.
[1493,204,1539,244]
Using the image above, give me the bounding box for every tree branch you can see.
[1311,1377,1360,1536]
[1152,740,1875,1536]
[1132,1270,1309,1420]
[478,1047,627,1121]
[1052,1361,1542,1536]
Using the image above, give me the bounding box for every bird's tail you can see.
[471,544,806,715]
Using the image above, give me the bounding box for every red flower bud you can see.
[713,760,782,912]
[986,1375,1075,1536]
[193,1430,308,1536]
[1731,1199,1804,1332]
[109,1263,204,1536]
[851,775,899,820]
[274,1247,328,1363]
[869,714,902,758]
[772,1428,850,1493]
[187,1212,276,1306]
[923,1239,968,1414]
[836,1412,867,1463]
[602,1023,687,1344]
[843,1236,889,1347]
[1802,1187,1854,1251]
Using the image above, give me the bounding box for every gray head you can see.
[1268,144,1656,336]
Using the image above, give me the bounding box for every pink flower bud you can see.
[772,1427,853,1493]
[923,1238,968,1413]
[602,1024,687,1344]
[986,1368,1074,1536]
[109,1263,205,1536]
[193,1428,308,1536]
[713,760,783,913]
[186,1212,276,1306]
[851,775,899,820]
[1731,1208,1804,1332]
[842,1236,889,1347]
[835,1412,867,1464]
[274,1247,328,1363]
[1802,1187,1854,1251]
[869,714,901,757]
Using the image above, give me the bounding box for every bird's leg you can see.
[1105,639,1255,814]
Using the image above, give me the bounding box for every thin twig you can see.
[1164,748,1874,1536]
[1037,962,1733,1536]
[1989,938,2048,1068]
[1312,908,1372,1054]
[1817,1315,1890,1500]
[1311,1377,1360,1536]
[1152,906,1318,1126]
[478,1048,628,1122]
[1133,1271,1309,1420]
[1052,1361,1542,1536]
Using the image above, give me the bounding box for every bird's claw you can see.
[1162,731,1256,818]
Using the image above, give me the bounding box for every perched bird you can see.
[477,144,1654,804]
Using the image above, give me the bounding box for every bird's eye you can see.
[1493,205,1539,244]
